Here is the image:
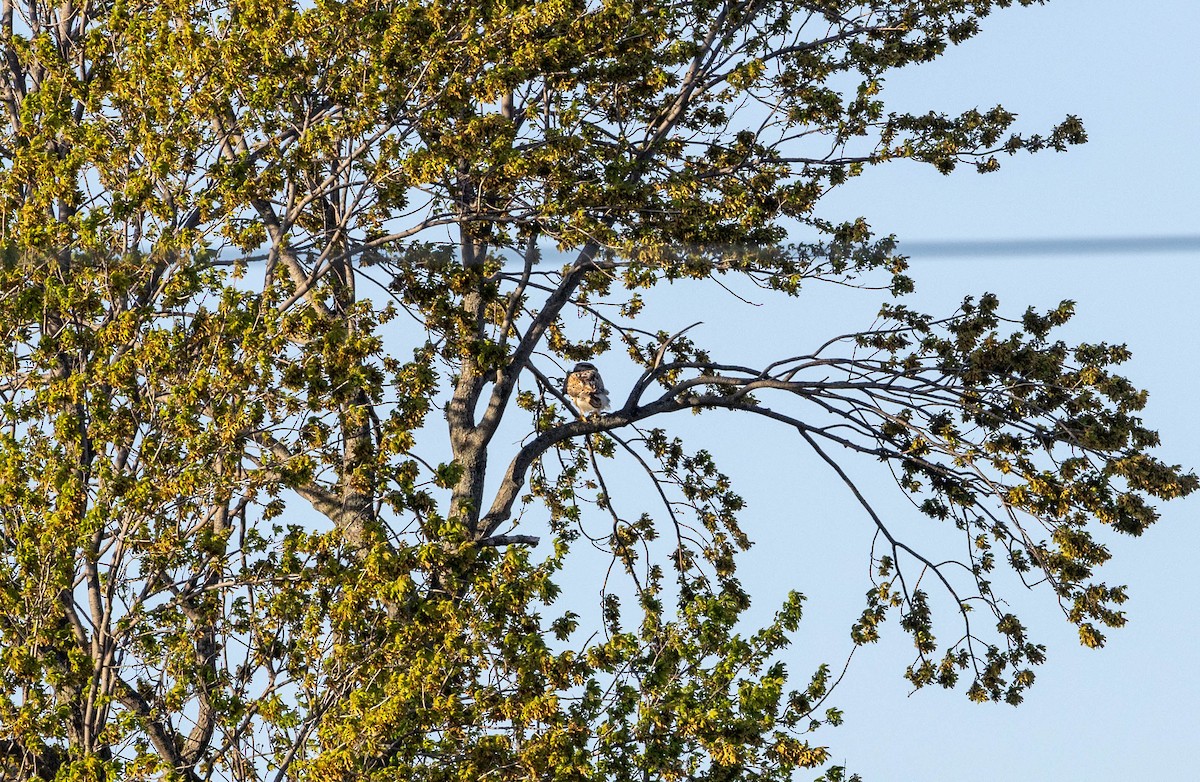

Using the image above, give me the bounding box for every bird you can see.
[564,362,610,417]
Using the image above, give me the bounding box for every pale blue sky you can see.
[540,2,1200,779]
[747,1,1200,778]
[592,261,1198,781]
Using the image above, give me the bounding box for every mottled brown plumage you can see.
[564,362,610,416]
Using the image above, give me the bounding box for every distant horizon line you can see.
[900,234,1200,258]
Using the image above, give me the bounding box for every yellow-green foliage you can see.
[0,0,1190,780]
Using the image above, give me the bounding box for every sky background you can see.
[565,2,1200,780]
[754,1,1200,778]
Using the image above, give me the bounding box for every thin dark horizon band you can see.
[901,235,1200,258]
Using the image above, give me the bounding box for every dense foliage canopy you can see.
[1,0,1193,779]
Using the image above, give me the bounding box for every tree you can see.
[0,0,1193,779]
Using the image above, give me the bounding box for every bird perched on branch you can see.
[565,362,610,417]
